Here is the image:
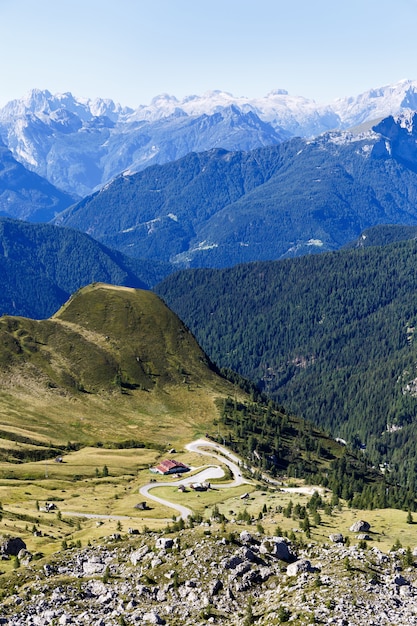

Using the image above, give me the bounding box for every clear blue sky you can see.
[1,0,416,107]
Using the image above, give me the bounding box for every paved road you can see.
[139,438,250,520]
[61,440,249,522]
[185,438,246,489]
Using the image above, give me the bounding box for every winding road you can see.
[139,438,250,520]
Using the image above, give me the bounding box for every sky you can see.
[1,0,417,108]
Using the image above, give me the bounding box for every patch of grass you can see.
[151,483,254,518]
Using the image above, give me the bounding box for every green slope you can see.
[0,218,173,319]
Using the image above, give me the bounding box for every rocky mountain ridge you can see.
[2,80,417,196]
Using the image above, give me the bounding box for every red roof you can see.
[155,459,189,474]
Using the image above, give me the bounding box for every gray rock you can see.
[83,559,106,576]
[329,534,344,544]
[286,559,313,576]
[239,530,254,544]
[142,610,166,624]
[210,579,223,596]
[1,537,26,556]
[271,539,292,561]
[242,547,258,562]
[155,537,174,550]
[224,555,244,570]
[17,549,33,565]
[260,537,291,561]
[43,563,56,577]
[130,544,150,565]
[349,520,371,533]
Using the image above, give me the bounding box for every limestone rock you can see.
[130,544,150,565]
[239,530,254,544]
[286,559,313,576]
[349,520,370,533]
[143,609,166,624]
[83,557,106,576]
[0,537,26,556]
[260,537,292,561]
[210,579,223,596]
[155,537,174,550]
[329,533,344,543]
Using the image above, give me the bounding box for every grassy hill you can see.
[0,283,234,450]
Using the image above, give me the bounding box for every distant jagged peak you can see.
[266,88,290,96]
[332,79,417,128]
[0,89,132,123]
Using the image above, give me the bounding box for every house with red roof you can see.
[153,459,190,475]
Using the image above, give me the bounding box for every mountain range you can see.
[53,111,417,268]
[2,80,417,197]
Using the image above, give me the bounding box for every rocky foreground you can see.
[1,527,417,625]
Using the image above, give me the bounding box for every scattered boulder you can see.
[83,556,106,576]
[239,530,254,544]
[260,537,292,561]
[357,533,371,541]
[134,502,149,510]
[0,537,26,556]
[155,537,174,550]
[43,563,56,577]
[131,545,150,566]
[349,520,370,533]
[210,579,223,596]
[142,610,166,624]
[224,554,244,570]
[286,559,313,577]
[242,547,258,562]
[17,549,32,565]
[329,533,344,544]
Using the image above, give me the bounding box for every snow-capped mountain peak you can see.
[2,80,417,197]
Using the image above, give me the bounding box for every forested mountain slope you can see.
[0,219,172,319]
[156,239,417,491]
[3,80,417,197]
[346,223,417,248]
[55,113,417,268]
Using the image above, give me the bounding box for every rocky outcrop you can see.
[1,528,417,625]
[0,536,26,556]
